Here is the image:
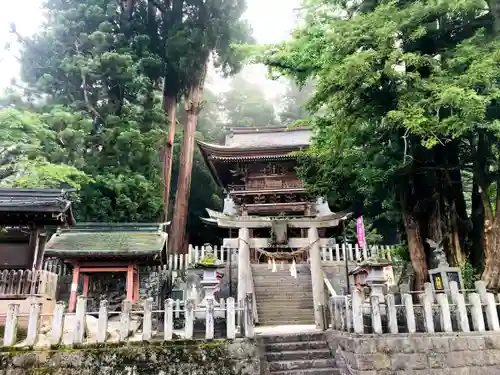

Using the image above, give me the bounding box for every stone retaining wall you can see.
[327,331,500,374]
[0,339,259,375]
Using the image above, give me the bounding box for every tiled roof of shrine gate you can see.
[197,127,312,160]
[44,223,169,259]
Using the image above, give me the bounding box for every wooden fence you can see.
[320,244,394,262]
[0,269,58,300]
[2,294,255,347]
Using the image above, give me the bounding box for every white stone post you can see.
[486,293,500,331]
[26,302,41,346]
[164,299,174,340]
[370,296,382,334]
[421,293,435,333]
[175,299,181,318]
[469,293,485,332]
[97,300,108,343]
[73,296,86,345]
[475,281,499,331]
[344,296,352,332]
[352,291,364,334]
[237,228,250,305]
[402,294,416,333]
[308,226,326,329]
[184,299,194,339]
[227,297,236,339]
[424,282,435,303]
[143,298,153,341]
[50,302,65,346]
[119,300,132,341]
[206,298,215,340]
[450,281,469,332]
[244,292,254,338]
[437,293,452,332]
[4,303,19,346]
[386,294,398,334]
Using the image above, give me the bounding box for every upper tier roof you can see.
[197,127,311,164]
[224,127,311,148]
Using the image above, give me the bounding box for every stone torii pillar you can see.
[308,226,326,328]
[237,227,250,304]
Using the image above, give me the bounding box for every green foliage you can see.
[8,0,253,245]
[460,261,480,290]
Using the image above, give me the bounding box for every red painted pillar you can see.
[126,264,134,301]
[82,275,90,297]
[68,264,80,313]
[133,268,140,303]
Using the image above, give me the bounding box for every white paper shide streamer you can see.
[289,258,297,278]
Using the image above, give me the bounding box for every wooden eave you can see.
[197,140,308,189]
[197,140,307,159]
[229,188,307,196]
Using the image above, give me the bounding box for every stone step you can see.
[258,309,313,313]
[254,290,312,295]
[269,359,337,372]
[257,306,314,312]
[266,349,332,362]
[263,333,326,343]
[270,368,341,375]
[259,319,315,325]
[258,316,315,323]
[253,275,312,279]
[258,308,314,312]
[265,341,329,352]
[255,295,313,301]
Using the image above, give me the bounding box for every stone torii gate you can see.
[204,211,352,327]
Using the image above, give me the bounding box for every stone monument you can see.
[426,239,464,293]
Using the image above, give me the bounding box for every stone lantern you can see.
[194,245,225,320]
[350,258,392,303]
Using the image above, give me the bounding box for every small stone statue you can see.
[426,238,448,268]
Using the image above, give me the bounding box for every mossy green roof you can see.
[44,223,168,258]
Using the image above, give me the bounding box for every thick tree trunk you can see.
[162,96,177,221]
[470,182,485,270]
[481,221,500,288]
[168,64,208,254]
[401,188,428,291]
[481,178,500,288]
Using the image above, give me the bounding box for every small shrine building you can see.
[44,223,169,312]
[0,188,75,271]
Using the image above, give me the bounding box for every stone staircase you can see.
[252,264,315,325]
[262,332,340,374]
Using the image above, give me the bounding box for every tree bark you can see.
[401,189,428,291]
[162,96,177,221]
[168,63,208,254]
[470,181,485,270]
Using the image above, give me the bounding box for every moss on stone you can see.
[0,339,257,375]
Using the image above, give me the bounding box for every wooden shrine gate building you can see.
[44,223,169,312]
[197,127,351,325]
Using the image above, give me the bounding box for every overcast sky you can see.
[0,0,301,96]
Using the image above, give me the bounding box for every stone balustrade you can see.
[2,293,255,347]
[330,280,500,334]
